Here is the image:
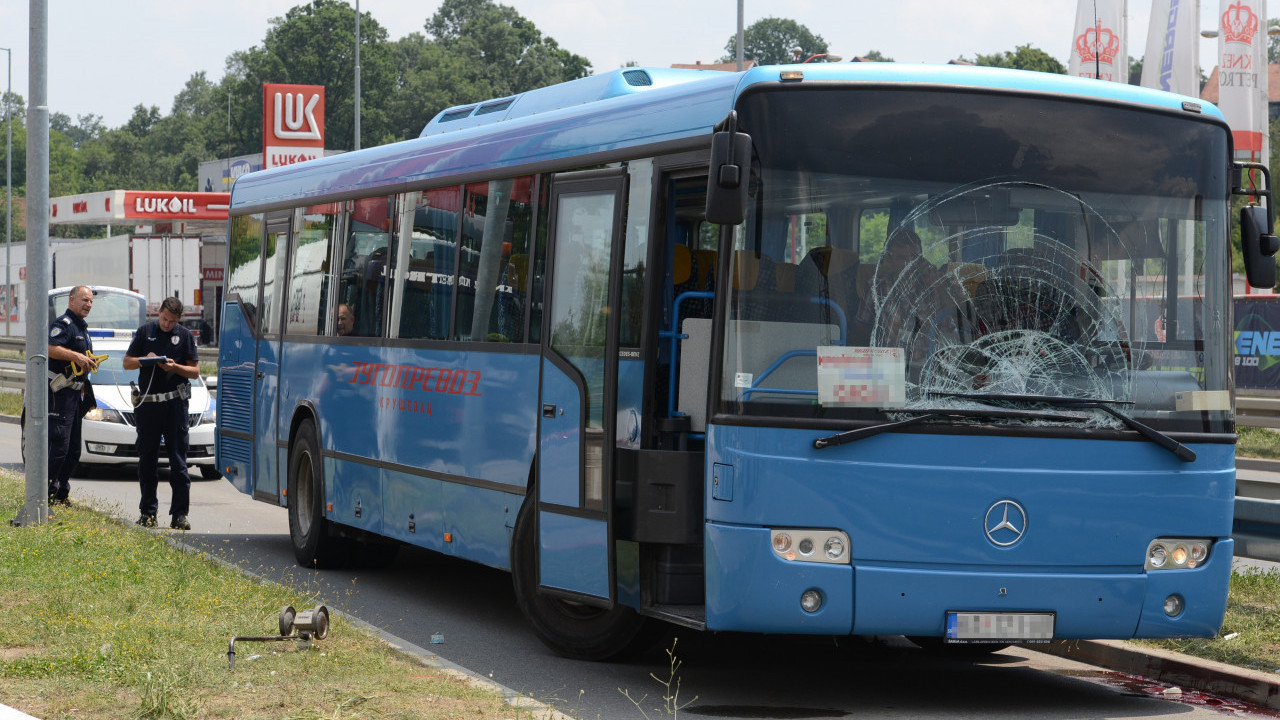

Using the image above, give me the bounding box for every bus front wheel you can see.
[288,419,350,569]
[511,496,652,661]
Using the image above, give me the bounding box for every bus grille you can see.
[219,435,252,466]
[218,370,254,434]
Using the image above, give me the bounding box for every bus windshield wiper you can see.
[930,392,1196,463]
[812,406,1090,450]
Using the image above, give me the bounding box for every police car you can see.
[76,337,219,478]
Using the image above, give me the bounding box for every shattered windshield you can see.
[717,87,1231,434]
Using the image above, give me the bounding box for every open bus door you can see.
[252,211,291,503]
[535,169,628,606]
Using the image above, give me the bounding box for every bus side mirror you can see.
[705,130,752,226]
[1241,204,1279,289]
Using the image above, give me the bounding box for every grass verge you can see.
[0,470,534,720]
[1237,425,1280,461]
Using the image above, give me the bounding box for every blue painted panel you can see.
[324,455,381,532]
[850,565,1143,637]
[539,510,609,598]
[381,467,444,550]
[705,522,852,634]
[704,425,1235,570]
[443,482,517,570]
[538,359,582,508]
[272,342,537,492]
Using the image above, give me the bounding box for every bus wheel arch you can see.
[287,416,349,568]
[510,492,655,661]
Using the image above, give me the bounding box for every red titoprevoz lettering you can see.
[348,361,483,396]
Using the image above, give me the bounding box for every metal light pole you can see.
[1,46,10,338]
[354,0,361,150]
[736,0,744,71]
[16,0,50,527]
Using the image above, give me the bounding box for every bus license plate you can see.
[945,612,1054,643]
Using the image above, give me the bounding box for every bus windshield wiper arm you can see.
[812,407,1090,450]
[931,392,1196,463]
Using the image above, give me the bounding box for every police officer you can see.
[124,296,200,530]
[46,285,97,506]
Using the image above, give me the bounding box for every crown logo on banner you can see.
[1222,1,1260,44]
[1075,22,1121,64]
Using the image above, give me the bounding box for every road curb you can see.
[1035,639,1280,710]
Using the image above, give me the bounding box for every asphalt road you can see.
[1,422,1275,720]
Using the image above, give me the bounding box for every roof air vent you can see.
[475,98,516,116]
[623,69,653,87]
[439,106,475,122]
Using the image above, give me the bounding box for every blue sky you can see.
[0,0,1235,129]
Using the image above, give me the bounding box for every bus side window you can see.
[455,177,534,343]
[340,196,396,337]
[227,213,265,331]
[287,204,339,337]
[400,186,460,340]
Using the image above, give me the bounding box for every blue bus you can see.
[216,62,1277,659]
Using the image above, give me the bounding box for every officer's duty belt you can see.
[137,385,191,403]
[47,370,84,392]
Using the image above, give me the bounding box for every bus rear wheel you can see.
[288,419,350,569]
[511,496,651,661]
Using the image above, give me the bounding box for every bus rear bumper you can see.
[705,522,1231,639]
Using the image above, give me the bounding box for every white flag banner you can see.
[1216,0,1268,161]
[1142,0,1200,96]
[1069,0,1129,82]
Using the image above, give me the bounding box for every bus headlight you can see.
[1145,538,1211,570]
[770,529,851,565]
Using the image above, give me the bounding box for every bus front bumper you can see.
[705,522,1231,639]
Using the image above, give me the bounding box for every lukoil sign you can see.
[263,83,325,170]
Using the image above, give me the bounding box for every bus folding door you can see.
[536,170,628,605]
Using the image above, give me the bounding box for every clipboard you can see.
[136,356,170,368]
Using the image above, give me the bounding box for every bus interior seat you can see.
[673,245,711,319]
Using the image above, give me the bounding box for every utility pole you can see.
[15,0,50,527]
[736,0,744,71]
[354,0,362,151]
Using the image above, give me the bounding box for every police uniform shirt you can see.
[127,320,198,394]
[49,310,92,378]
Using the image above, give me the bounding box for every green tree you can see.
[862,49,894,62]
[1129,56,1143,86]
[424,0,591,99]
[720,17,829,66]
[972,44,1066,74]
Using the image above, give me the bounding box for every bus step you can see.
[645,603,706,630]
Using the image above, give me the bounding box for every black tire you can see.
[510,495,652,660]
[198,464,223,480]
[287,419,350,568]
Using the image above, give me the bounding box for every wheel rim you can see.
[296,448,315,537]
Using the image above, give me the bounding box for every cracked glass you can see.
[718,88,1231,434]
